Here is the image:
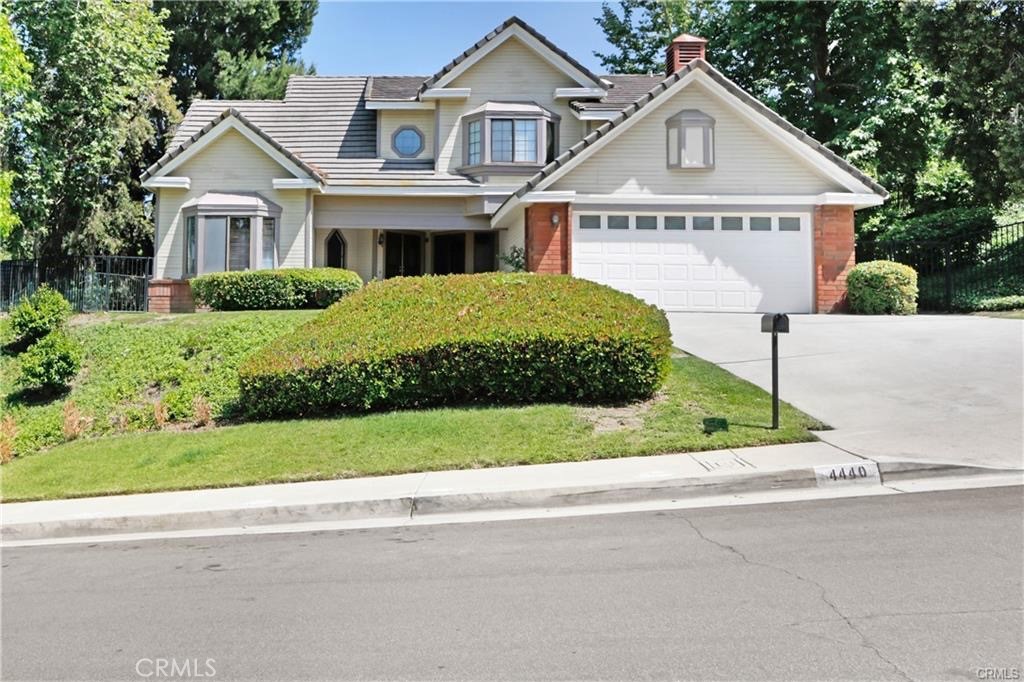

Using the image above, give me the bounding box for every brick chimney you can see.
[666,33,707,75]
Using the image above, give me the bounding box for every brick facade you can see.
[147,279,195,313]
[525,202,571,274]
[813,205,855,313]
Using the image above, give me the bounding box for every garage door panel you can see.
[572,212,813,313]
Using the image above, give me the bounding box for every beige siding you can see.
[378,110,434,160]
[436,36,584,174]
[498,210,526,271]
[313,228,374,281]
[154,129,311,279]
[314,196,490,231]
[551,82,845,196]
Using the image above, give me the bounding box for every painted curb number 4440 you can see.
[814,462,881,487]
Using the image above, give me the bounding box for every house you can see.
[142,17,887,314]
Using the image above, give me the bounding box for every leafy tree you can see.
[6,0,176,257]
[157,0,317,106]
[0,14,34,250]
[214,51,314,100]
[595,0,717,75]
[906,0,1024,204]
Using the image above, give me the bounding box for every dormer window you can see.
[666,109,714,169]
[461,102,559,171]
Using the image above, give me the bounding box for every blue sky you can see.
[299,1,613,76]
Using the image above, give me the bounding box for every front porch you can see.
[313,227,500,281]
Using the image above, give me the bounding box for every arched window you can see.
[326,230,347,268]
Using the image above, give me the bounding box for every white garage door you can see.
[572,212,814,313]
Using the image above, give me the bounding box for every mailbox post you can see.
[760,313,790,429]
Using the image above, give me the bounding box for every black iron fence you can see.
[0,256,153,313]
[857,221,1024,312]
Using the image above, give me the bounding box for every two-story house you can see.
[142,16,886,314]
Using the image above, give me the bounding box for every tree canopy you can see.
[5,0,175,258]
[157,0,317,106]
[594,0,1022,225]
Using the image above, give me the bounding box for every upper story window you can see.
[666,109,715,169]
[392,126,424,158]
[461,102,559,171]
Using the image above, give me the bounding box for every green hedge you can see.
[19,331,82,390]
[9,286,72,343]
[238,273,672,417]
[847,261,918,315]
[190,268,363,310]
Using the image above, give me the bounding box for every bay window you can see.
[666,109,715,169]
[461,102,559,171]
[180,192,282,277]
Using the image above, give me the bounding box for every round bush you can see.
[9,285,72,343]
[847,261,918,315]
[19,331,83,390]
[238,273,672,417]
[190,268,363,310]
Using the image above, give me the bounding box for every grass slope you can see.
[1,311,319,455]
[2,355,823,501]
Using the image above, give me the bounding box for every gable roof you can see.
[151,79,477,187]
[572,74,664,112]
[495,59,887,219]
[418,16,608,94]
[143,108,325,183]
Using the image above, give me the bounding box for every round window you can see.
[392,127,424,157]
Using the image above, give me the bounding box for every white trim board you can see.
[144,177,190,190]
[431,26,606,91]
[365,100,435,110]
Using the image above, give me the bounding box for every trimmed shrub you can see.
[9,286,72,343]
[190,268,363,310]
[19,332,83,390]
[847,261,918,315]
[239,273,672,417]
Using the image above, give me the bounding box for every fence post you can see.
[943,246,953,313]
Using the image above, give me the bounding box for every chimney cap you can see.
[670,33,708,44]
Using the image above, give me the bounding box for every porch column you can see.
[814,204,855,313]
[525,202,571,274]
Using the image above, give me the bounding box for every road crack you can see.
[680,514,915,682]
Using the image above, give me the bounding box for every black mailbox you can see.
[761,312,790,334]
[760,313,790,429]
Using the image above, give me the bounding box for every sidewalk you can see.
[4,440,1018,544]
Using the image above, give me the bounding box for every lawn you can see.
[1,351,823,501]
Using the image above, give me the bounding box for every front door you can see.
[433,234,466,275]
[384,232,423,278]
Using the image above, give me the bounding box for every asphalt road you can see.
[3,488,1022,681]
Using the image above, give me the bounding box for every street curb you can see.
[3,459,1017,543]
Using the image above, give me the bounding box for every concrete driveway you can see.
[670,313,1023,470]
